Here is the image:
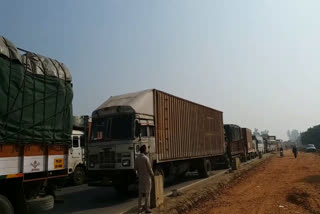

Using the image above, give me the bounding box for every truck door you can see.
[71,135,82,159]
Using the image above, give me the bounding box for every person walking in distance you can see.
[292,145,298,158]
[135,145,154,214]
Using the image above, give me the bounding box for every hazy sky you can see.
[1,0,320,140]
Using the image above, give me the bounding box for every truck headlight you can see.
[122,159,130,167]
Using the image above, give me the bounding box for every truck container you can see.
[242,128,257,159]
[88,89,226,192]
[224,125,257,162]
[224,124,245,157]
[0,36,73,214]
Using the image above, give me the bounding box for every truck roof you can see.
[0,36,72,81]
[94,89,223,117]
[95,89,154,116]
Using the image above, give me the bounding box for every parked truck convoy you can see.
[0,35,281,213]
[0,36,73,214]
[87,89,227,192]
[87,89,265,192]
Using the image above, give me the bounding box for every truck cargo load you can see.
[224,124,245,156]
[0,36,73,144]
[155,90,225,161]
[242,128,255,153]
[242,128,257,159]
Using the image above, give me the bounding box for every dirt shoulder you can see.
[142,154,273,214]
[188,151,320,214]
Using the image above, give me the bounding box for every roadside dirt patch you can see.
[147,154,273,214]
[187,151,320,214]
[286,188,310,206]
[302,175,320,185]
[286,185,320,214]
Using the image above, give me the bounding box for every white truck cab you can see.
[68,130,86,185]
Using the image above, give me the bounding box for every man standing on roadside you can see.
[292,145,298,158]
[135,145,154,214]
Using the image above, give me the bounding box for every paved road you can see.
[48,170,226,214]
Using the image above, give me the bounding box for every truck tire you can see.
[26,195,54,213]
[198,159,211,178]
[73,166,86,185]
[0,194,14,214]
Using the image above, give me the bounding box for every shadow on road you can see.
[47,172,205,214]
[47,186,138,214]
[301,175,320,184]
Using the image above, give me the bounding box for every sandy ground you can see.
[188,151,320,214]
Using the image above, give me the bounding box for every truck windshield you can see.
[91,114,134,141]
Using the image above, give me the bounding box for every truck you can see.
[224,124,246,161]
[0,36,73,214]
[87,89,226,192]
[242,128,257,159]
[265,136,277,152]
[253,134,265,154]
[68,116,91,185]
[224,125,257,162]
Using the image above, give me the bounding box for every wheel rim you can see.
[75,169,84,183]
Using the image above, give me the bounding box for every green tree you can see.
[301,125,320,148]
[260,130,269,137]
[253,128,260,135]
[287,129,300,142]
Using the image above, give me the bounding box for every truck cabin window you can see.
[149,126,155,137]
[91,115,133,141]
[141,126,147,137]
[73,136,79,148]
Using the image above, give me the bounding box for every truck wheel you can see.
[73,166,86,185]
[0,195,14,214]
[26,195,54,213]
[198,159,211,178]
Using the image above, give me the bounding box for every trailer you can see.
[0,36,73,214]
[224,124,246,161]
[242,128,257,159]
[88,89,226,192]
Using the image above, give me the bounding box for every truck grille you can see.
[99,150,116,168]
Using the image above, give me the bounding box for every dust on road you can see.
[188,151,320,214]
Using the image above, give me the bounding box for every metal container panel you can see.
[154,90,225,162]
[230,139,245,156]
[242,128,255,153]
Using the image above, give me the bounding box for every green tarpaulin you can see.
[0,36,73,144]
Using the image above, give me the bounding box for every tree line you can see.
[301,125,320,148]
